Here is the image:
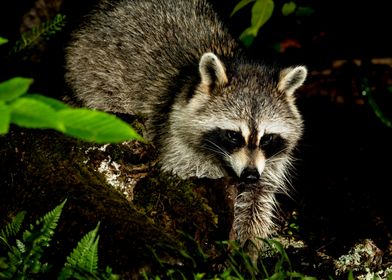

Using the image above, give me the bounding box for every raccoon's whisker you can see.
[202,139,231,159]
[201,145,227,158]
[265,148,291,163]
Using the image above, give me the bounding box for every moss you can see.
[0,127,183,278]
[0,124,240,278]
[134,170,216,232]
[133,169,236,257]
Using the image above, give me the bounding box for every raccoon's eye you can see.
[225,130,243,146]
[260,134,275,147]
[260,133,287,158]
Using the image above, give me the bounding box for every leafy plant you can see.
[361,78,392,128]
[142,233,316,280]
[0,211,26,252]
[0,200,66,278]
[1,23,143,144]
[59,223,118,280]
[0,37,8,45]
[231,0,314,46]
[0,200,119,280]
[0,36,142,144]
[0,76,142,143]
[10,14,67,54]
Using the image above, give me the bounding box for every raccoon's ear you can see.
[278,66,307,96]
[199,52,228,88]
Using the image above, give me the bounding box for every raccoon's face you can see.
[190,53,307,183]
[201,125,290,183]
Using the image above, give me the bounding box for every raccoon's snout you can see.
[240,167,260,183]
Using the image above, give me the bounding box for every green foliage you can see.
[0,200,66,278]
[240,0,275,47]
[142,235,316,280]
[0,37,8,45]
[281,2,296,16]
[0,77,33,102]
[10,14,66,54]
[231,0,314,46]
[1,18,143,144]
[0,200,119,280]
[0,75,143,143]
[0,212,26,251]
[59,223,119,280]
[362,78,392,128]
[63,224,101,274]
[231,0,255,16]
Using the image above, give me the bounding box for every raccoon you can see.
[65,0,307,260]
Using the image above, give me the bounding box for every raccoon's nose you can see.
[240,167,260,183]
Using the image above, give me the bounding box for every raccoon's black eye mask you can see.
[201,129,244,154]
[202,129,288,158]
[221,129,245,152]
[260,134,287,158]
[225,130,243,146]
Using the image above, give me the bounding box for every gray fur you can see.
[65,0,307,261]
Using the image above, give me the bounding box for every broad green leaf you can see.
[0,37,8,46]
[0,101,10,134]
[240,0,274,46]
[0,77,33,102]
[9,97,64,131]
[27,94,71,111]
[282,2,296,16]
[231,0,255,16]
[250,0,274,34]
[58,108,143,143]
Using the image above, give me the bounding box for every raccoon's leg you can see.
[232,186,277,262]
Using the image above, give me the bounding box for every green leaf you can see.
[27,94,71,111]
[58,108,143,143]
[347,270,354,280]
[0,37,8,46]
[23,199,66,244]
[239,30,256,47]
[231,0,255,16]
[11,14,67,54]
[239,0,274,46]
[250,0,274,33]
[9,97,65,131]
[0,101,10,134]
[0,211,26,250]
[0,77,33,102]
[282,2,296,16]
[64,223,100,273]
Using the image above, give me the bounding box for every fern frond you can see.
[8,199,67,276]
[0,245,23,278]
[0,211,26,251]
[11,13,66,54]
[15,240,25,254]
[64,222,101,273]
[22,199,66,247]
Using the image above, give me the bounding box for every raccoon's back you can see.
[65,0,238,114]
